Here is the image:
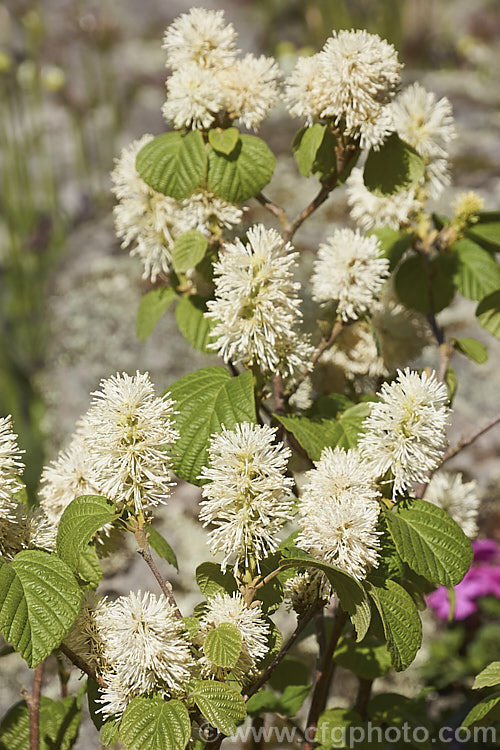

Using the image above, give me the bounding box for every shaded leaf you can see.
[136,131,207,199]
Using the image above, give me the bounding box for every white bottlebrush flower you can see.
[97,673,132,720]
[178,189,243,236]
[219,53,281,131]
[0,415,24,517]
[425,471,480,538]
[96,591,194,715]
[297,447,381,580]
[200,593,269,679]
[64,590,108,670]
[162,62,225,130]
[111,135,181,282]
[206,224,306,376]
[346,167,422,230]
[311,228,389,321]
[162,7,237,71]
[285,31,401,148]
[199,423,294,574]
[359,369,449,496]
[25,507,57,552]
[82,372,178,514]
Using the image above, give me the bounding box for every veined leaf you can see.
[473,662,500,690]
[208,127,240,156]
[175,295,216,353]
[363,134,425,196]
[172,230,208,274]
[453,337,488,364]
[367,580,422,671]
[193,680,246,736]
[119,696,191,750]
[136,131,207,200]
[462,692,500,728]
[136,287,177,341]
[203,622,242,668]
[452,238,500,301]
[476,290,500,340]
[196,562,237,598]
[0,695,82,750]
[207,135,275,204]
[148,527,178,571]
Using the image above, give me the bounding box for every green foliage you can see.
[476,290,500,340]
[196,562,237,598]
[174,295,216,353]
[467,214,500,251]
[148,527,178,570]
[119,696,191,750]
[394,252,456,313]
[474,662,500,690]
[0,550,81,667]
[268,657,310,691]
[167,367,256,485]
[136,131,207,199]
[172,230,208,274]
[334,637,392,679]
[192,680,246,736]
[207,135,275,203]
[292,124,337,179]
[367,580,422,671]
[208,127,240,156]
[316,708,364,750]
[453,336,488,364]
[100,720,120,747]
[246,683,311,717]
[203,622,242,668]
[462,692,500,728]
[276,402,370,461]
[367,226,413,271]
[363,134,425,196]
[56,495,117,582]
[384,499,473,587]
[452,238,500,301]
[136,287,177,341]
[0,695,82,750]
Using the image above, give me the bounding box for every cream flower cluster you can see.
[285,29,401,149]
[296,447,381,580]
[346,83,456,229]
[425,471,480,539]
[311,228,390,321]
[40,371,178,521]
[359,368,449,496]
[111,135,242,282]
[199,593,269,681]
[162,8,280,131]
[199,422,294,574]
[206,224,313,378]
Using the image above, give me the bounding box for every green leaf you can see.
[136,131,207,200]
[76,546,102,588]
[136,287,177,341]
[120,696,191,750]
[363,134,425,196]
[56,495,118,580]
[268,657,310,692]
[182,616,200,639]
[172,230,208,274]
[367,227,413,271]
[245,690,280,716]
[462,691,500,728]
[167,367,256,485]
[0,550,81,667]
[476,290,500,340]
[175,295,216,353]
[367,580,422,671]
[208,127,240,156]
[275,403,370,462]
[334,637,392,680]
[0,695,83,750]
[204,622,242,668]
[279,549,370,640]
[148,527,178,570]
[452,238,500,301]
[196,562,237,598]
[276,684,311,716]
[394,252,456,313]
[316,708,363,750]
[473,662,500,689]
[87,678,105,731]
[193,680,246,736]
[467,217,500,251]
[445,365,458,402]
[453,336,488,364]
[293,124,326,176]
[384,499,473,586]
[207,135,275,204]
[101,719,119,747]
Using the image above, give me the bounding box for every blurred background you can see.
[1,1,500,746]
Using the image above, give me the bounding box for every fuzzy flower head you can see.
[452,191,484,231]
[163,8,237,71]
[200,593,269,680]
[96,591,194,717]
[206,225,308,377]
[218,54,281,131]
[285,30,401,148]
[0,416,24,518]
[425,471,480,539]
[283,571,329,615]
[346,167,422,230]
[311,228,390,321]
[359,369,449,496]
[297,447,381,580]
[162,63,225,130]
[199,423,294,574]
[82,372,179,514]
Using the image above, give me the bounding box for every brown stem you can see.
[55,652,70,698]
[302,608,348,750]
[272,373,286,416]
[287,320,344,398]
[135,528,183,619]
[437,341,454,384]
[283,183,333,244]
[441,412,500,464]
[28,662,44,750]
[354,677,373,720]
[245,604,320,700]
[59,643,108,689]
[256,192,288,231]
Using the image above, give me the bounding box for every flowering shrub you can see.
[1,7,500,749]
